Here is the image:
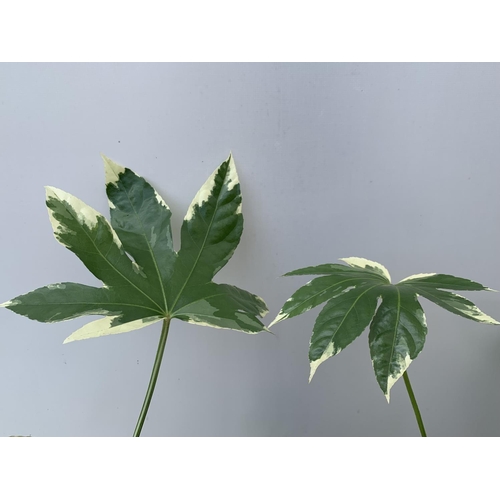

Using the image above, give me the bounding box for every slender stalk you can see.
[133,317,171,437]
[403,370,427,437]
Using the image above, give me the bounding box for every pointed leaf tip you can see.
[226,154,239,192]
[45,185,106,233]
[309,341,336,382]
[385,356,412,403]
[399,272,494,292]
[102,155,126,186]
[45,185,61,198]
[411,288,500,325]
[268,312,287,328]
[64,316,164,343]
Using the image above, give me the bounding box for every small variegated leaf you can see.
[0,282,158,324]
[269,274,378,327]
[399,273,494,292]
[404,286,500,325]
[2,154,268,341]
[273,258,499,401]
[368,286,427,402]
[309,284,381,381]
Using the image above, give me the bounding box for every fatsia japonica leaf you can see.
[1,154,269,342]
[271,257,499,401]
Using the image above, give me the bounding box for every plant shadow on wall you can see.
[1,154,270,437]
[270,257,499,437]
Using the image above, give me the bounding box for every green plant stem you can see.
[403,370,427,437]
[133,317,171,437]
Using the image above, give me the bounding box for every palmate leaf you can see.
[271,257,499,401]
[1,154,269,341]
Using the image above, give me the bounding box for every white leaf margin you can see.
[184,153,240,221]
[63,316,164,343]
[340,257,391,282]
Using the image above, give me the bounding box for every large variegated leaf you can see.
[1,154,268,341]
[271,257,498,401]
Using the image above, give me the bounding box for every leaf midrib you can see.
[82,223,165,312]
[118,182,170,312]
[287,276,375,315]
[385,287,401,387]
[18,300,163,315]
[52,193,164,312]
[180,311,261,332]
[170,169,228,312]
[313,284,380,357]
[406,285,470,315]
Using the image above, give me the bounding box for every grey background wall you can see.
[1,63,499,436]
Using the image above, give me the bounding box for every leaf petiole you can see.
[403,370,427,437]
[133,317,171,437]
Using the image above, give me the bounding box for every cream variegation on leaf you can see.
[2,154,269,341]
[1,153,269,436]
[271,257,499,402]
